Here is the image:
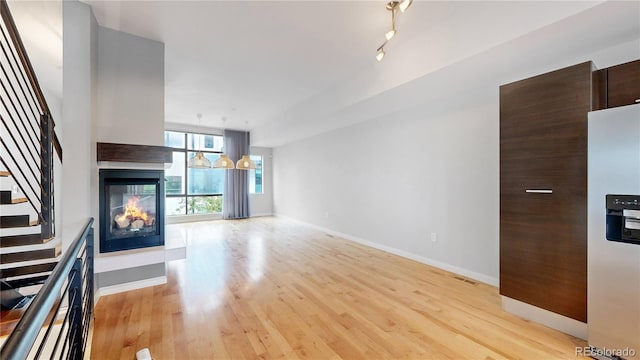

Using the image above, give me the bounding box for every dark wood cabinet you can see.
[500,62,592,322]
[593,59,640,110]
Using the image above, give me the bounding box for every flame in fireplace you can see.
[122,196,148,221]
[114,196,156,230]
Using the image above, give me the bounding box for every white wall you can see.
[61,0,97,247]
[97,27,164,146]
[250,146,273,216]
[273,37,640,286]
[274,91,500,283]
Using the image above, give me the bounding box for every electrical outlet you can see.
[431,232,437,242]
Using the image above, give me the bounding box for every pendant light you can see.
[213,154,235,169]
[187,113,212,169]
[235,155,256,170]
[188,152,211,169]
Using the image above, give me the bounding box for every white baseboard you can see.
[502,296,587,340]
[166,213,223,224]
[95,276,167,300]
[274,214,499,287]
[251,213,273,218]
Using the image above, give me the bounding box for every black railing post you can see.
[87,227,94,314]
[68,258,83,360]
[40,113,52,239]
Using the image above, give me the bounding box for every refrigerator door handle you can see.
[525,189,553,194]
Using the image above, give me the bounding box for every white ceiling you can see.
[84,0,389,132]
[10,1,640,147]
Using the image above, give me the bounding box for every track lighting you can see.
[376,0,412,61]
[376,47,385,62]
[399,0,413,13]
[385,29,395,41]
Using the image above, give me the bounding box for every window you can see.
[249,155,263,194]
[164,131,225,215]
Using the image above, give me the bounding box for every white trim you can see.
[95,276,167,300]
[501,296,587,339]
[164,122,224,136]
[251,212,273,218]
[274,214,499,287]
[166,213,222,224]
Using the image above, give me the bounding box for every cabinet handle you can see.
[635,99,640,103]
[525,189,553,194]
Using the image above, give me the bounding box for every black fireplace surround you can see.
[99,169,165,253]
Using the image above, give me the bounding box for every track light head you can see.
[385,29,396,41]
[399,0,412,12]
[376,47,385,62]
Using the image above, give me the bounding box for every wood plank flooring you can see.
[90,217,586,359]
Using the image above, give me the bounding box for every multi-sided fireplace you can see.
[99,169,165,253]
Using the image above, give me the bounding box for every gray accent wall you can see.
[96,27,165,147]
[96,263,166,289]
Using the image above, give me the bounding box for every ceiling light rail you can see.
[376,0,412,62]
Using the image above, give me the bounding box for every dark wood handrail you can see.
[0,0,62,162]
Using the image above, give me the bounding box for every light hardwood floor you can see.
[90,217,586,359]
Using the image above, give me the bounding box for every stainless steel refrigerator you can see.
[588,103,640,360]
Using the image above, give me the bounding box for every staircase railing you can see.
[0,218,94,360]
[0,0,61,239]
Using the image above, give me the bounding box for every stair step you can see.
[0,262,57,278]
[0,191,12,204]
[0,233,47,247]
[0,246,60,264]
[0,171,10,177]
[0,202,38,218]
[0,225,41,238]
[1,281,25,310]
[4,275,48,289]
[0,215,37,228]
[0,191,27,205]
